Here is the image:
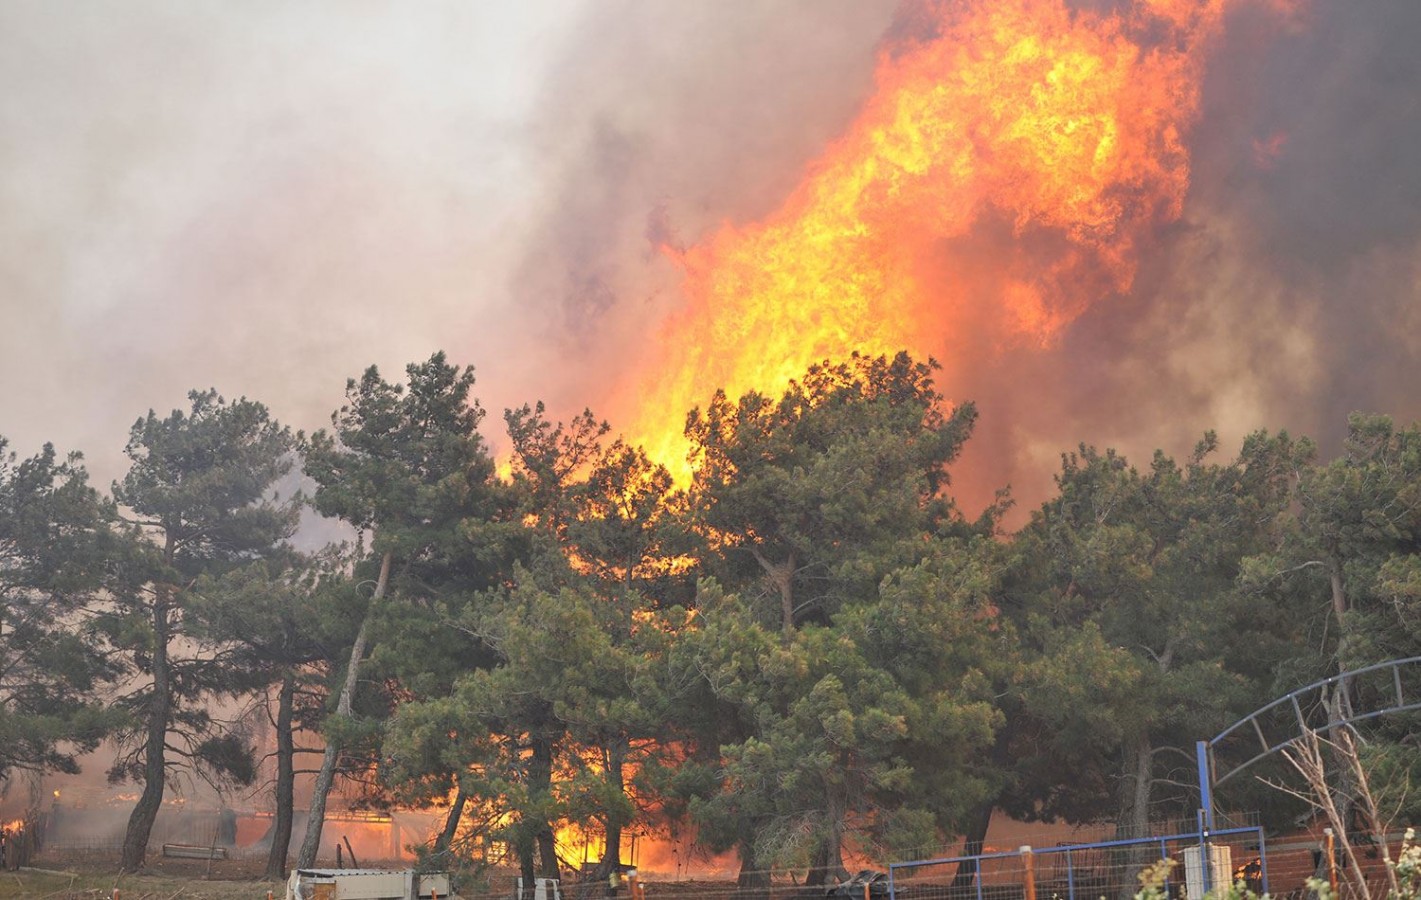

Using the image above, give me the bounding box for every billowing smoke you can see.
[0,1,907,484]
[513,0,1421,516]
[0,2,589,484]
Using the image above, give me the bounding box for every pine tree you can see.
[297,352,500,869]
[0,438,123,783]
[106,390,298,872]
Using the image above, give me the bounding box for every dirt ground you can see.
[1,852,281,899]
[0,869,270,900]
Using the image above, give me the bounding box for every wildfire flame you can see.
[610,0,1248,482]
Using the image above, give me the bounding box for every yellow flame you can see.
[609,0,1237,482]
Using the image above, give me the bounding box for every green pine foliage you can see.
[6,350,1420,883]
[0,438,125,782]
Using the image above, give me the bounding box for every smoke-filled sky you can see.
[2,0,1419,517]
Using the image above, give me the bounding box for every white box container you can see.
[1183,844,1233,900]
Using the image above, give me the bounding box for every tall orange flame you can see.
[610,0,1239,482]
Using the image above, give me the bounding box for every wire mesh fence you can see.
[21,814,1411,900]
[888,827,1269,900]
[440,828,1275,900]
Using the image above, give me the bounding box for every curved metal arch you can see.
[1206,655,1421,789]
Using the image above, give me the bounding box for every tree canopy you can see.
[10,351,1421,885]
[0,439,122,783]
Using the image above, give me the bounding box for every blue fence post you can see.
[976,854,985,900]
[1257,827,1269,897]
[1066,847,1076,900]
[1197,741,1215,833]
[1196,739,1217,899]
[1197,808,1212,898]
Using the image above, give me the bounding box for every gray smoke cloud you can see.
[0,1,900,489]
[0,1,583,484]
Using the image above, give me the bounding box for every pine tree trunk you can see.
[598,742,628,876]
[531,732,560,878]
[825,792,848,883]
[601,819,622,876]
[749,547,797,638]
[1114,733,1154,900]
[805,839,832,887]
[950,801,995,888]
[120,585,173,873]
[1325,683,1357,841]
[265,670,297,880]
[1325,557,1357,836]
[297,550,390,870]
[1328,556,1349,633]
[537,825,560,881]
[807,786,849,887]
[434,785,467,861]
[736,839,771,900]
[519,843,537,900]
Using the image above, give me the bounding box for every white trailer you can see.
[286,867,452,900]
